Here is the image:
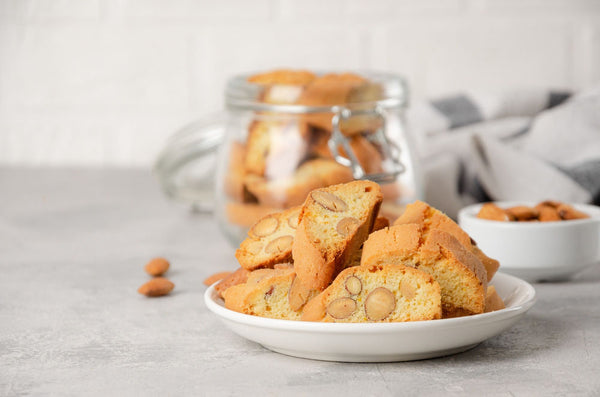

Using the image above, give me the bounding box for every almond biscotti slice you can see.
[292,180,383,292]
[301,263,442,322]
[393,200,499,282]
[235,206,301,271]
[361,224,488,317]
[223,267,318,320]
[247,69,316,104]
[484,285,505,313]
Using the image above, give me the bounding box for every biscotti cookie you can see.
[342,135,384,175]
[292,180,383,292]
[393,200,499,282]
[248,69,316,104]
[214,267,250,299]
[297,73,383,135]
[300,263,442,323]
[313,134,385,175]
[361,224,488,317]
[484,285,505,313]
[244,119,309,178]
[225,202,280,228]
[235,206,301,271]
[223,267,318,320]
[244,158,354,208]
[372,216,390,231]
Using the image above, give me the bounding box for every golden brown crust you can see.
[394,200,499,282]
[360,224,422,267]
[361,224,487,317]
[214,267,250,298]
[300,292,327,322]
[372,216,390,232]
[293,181,383,292]
[484,285,505,313]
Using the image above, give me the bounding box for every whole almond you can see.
[557,204,589,220]
[506,206,539,221]
[477,203,511,222]
[145,257,170,277]
[138,277,174,297]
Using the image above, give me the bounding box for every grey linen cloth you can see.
[408,85,600,218]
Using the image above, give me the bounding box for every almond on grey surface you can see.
[144,257,170,277]
[138,277,175,297]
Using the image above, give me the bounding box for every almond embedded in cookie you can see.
[301,263,441,323]
[361,224,488,317]
[292,180,383,292]
[236,206,301,271]
[223,268,317,320]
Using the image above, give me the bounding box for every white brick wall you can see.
[0,0,599,167]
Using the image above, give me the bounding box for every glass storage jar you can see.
[155,70,422,246]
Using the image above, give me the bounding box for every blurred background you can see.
[1,0,599,168]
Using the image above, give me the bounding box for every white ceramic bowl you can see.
[458,202,600,282]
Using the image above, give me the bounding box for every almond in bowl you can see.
[459,201,600,282]
[476,201,589,223]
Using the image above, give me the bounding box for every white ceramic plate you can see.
[204,272,536,362]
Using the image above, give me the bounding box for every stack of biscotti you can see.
[221,181,384,319]
[218,182,504,322]
[224,69,395,229]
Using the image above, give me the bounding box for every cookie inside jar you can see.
[218,69,420,245]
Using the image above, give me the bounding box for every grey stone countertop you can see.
[1,168,599,396]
